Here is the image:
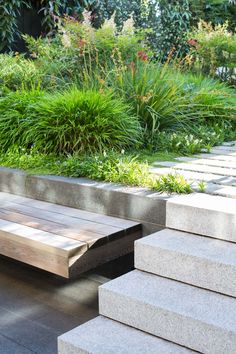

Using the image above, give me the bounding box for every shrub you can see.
[110,60,236,137]
[175,72,236,121]
[187,21,236,84]
[23,16,148,87]
[0,54,41,91]
[24,88,141,154]
[151,120,236,154]
[111,61,191,135]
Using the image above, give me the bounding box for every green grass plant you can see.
[0,88,45,152]
[0,88,141,154]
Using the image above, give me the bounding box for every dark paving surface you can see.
[0,254,134,354]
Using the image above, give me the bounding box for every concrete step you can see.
[135,229,236,297]
[99,270,236,353]
[166,193,236,242]
[201,182,236,198]
[58,316,195,354]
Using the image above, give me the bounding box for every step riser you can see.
[135,238,236,297]
[58,316,195,354]
[99,286,236,354]
[166,196,236,242]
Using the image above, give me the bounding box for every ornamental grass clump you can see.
[25,88,141,154]
[0,89,45,152]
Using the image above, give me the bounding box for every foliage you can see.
[110,60,236,139]
[0,54,41,91]
[23,16,147,86]
[153,173,192,193]
[189,0,236,31]
[152,120,236,154]
[187,21,236,84]
[0,0,98,51]
[111,61,192,135]
[0,89,45,151]
[0,88,141,154]
[155,0,191,60]
[0,149,192,194]
[0,0,28,51]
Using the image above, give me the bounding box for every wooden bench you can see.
[0,192,142,277]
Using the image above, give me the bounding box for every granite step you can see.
[99,270,236,353]
[166,193,236,242]
[135,229,236,297]
[58,316,195,354]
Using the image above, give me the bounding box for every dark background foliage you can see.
[1,0,236,56]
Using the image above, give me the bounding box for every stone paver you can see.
[150,141,236,198]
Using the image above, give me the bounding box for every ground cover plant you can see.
[0,149,192,194]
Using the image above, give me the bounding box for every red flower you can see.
[187,39,198,47]
[137,51,149,62]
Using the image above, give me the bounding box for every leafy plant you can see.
[0,0,97,51]
[152,120,236,154]
[0,89,45,151]
[0,0,29,51]
[153,172,192,194]
[189,0,236,31]
[0,149,192,194]
[156,0,191,59]
[23,88,141,154]
[197,180,206,193]
[0,54,41,91]
[188,21,236,84]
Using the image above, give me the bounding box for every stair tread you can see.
[135,229,236,296]
[136,229,236,265]
[58,316,195,354]
[99,270,236,353]
[100,270,236,330]
[166,193,236,242]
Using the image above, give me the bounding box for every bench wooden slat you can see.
[0,192,142,278]
[0,192,137,228]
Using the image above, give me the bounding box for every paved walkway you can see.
[0,254,132,353]
[150,141,236,198]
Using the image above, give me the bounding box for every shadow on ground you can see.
[0,254,134,354]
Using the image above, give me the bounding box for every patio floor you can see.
[0,255,104,354]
